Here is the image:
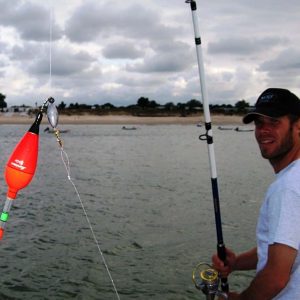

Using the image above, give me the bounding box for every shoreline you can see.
[0,113,244,125]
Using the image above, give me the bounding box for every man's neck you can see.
[270,149,300,173]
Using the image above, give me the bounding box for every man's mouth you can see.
[259,138,274,144]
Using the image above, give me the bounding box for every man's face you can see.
[254,115,300,171]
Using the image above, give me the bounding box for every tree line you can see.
[55,97,251,115]
[0,93,251,115]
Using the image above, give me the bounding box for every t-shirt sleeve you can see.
[268,188,300,250]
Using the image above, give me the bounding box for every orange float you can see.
[0,112,43,239]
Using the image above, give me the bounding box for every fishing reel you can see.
[192,263,228,300]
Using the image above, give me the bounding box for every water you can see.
[0,124,274,299]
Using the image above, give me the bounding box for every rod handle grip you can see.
[217,244,229,292]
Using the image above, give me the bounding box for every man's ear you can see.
[295,118,300,134]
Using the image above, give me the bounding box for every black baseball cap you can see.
[243,88,300,124]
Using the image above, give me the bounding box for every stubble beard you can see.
[260,126,294,163]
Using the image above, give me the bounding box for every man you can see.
[212,88,300,299]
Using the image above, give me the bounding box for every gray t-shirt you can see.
[257,159,300,299]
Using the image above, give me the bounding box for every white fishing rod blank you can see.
[186,0,229,294]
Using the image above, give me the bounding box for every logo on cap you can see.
[258,92,276,104]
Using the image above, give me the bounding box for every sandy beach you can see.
[0,113,244,125]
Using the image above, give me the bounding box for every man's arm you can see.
[233,247,257,271]
[229,243,297,300]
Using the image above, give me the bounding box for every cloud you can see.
[1,0,300,106]
[208,36,288,56]
[260,48,300,73]
[127,52,191,73]
[259,48,300,87]
[102,41,144,59]
[10,43,41,61]
[64,1,172,43]
[127,40,193,73]
[0,0,63,41]
[30,48,96,76]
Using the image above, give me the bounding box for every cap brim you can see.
[243,112,264,124]
[243,108,286,124]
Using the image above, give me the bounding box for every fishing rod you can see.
[186,0,228,298]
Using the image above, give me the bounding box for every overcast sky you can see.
[0,0,300,107]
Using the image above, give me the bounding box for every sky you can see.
[0,0,300,107]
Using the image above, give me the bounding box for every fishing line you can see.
[59,146,121,300]
[46,4,120,299]
[47,102,121,299]
[49,2,53,92]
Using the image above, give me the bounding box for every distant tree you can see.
[78,104,92,109]
[137,97,150,108]
[126,104,138,109]
[177,102,187,116]
[165,102,175,111]
[211,104,225,113]
[224,104,234,108]
[58,101,66,109]
[186,99,202,108]
[149,100,159,108]
[0,93,7,111]
[176,102,186,110]
[235,100,250,112]
[102,103,115,109]
[69,102,79,109]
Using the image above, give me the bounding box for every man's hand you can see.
[212,247,237,277]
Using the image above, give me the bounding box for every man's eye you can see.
[270,119,280,125]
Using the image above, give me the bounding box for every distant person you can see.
[212,88,300,299]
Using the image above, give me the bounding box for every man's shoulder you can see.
[269,161,300,195]
[277,159,300,182]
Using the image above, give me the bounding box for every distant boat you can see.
[44,127,70,133]
[235,127,254,132]
[218,126,234,130]
[122,126,137,130]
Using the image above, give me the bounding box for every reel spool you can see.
[192,263,227,299]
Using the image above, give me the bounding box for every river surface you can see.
[0,124,273,299]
